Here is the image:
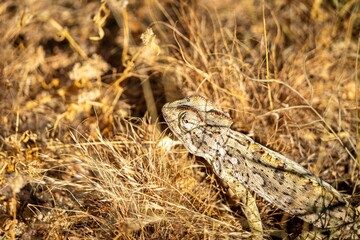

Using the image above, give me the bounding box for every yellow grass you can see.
[0,0,359,239]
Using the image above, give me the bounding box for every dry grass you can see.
[0,0,359,239]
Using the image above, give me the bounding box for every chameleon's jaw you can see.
[162,102,182,138]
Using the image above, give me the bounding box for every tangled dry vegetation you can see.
[0,0,359,239]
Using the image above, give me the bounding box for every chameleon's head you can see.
[162,96,233,154]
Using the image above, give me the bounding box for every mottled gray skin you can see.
[162,96,359,238]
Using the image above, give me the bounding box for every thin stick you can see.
[262,0,273,110]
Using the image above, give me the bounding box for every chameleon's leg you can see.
[227,178,263,240]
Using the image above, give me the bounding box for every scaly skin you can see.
[162,96,360,239]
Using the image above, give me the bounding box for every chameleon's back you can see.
[226,130,359,231]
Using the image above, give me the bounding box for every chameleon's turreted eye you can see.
[178,111,201,132]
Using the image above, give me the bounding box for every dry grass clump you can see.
[0,0,359,239]
[2,120,249,239]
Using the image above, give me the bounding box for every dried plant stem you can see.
[262,0,273,110]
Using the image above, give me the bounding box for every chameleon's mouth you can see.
[161,103,178,128]
[161,102,171,121]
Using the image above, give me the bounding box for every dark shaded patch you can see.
[226,151,234,158]
[303,180,316,191]
[277,163,286,170]
[285,198,294,205]
[261,179,267,187]
[288,187,298,194]
[274,169,285,185]
[252,157,261,163]
[227,134,248,148]
[282,191,291,197]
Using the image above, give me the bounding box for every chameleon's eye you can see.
[178,111,199,132]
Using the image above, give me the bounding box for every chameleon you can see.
[162,95,360,239]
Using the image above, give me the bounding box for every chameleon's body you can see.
[162,96,359,239]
